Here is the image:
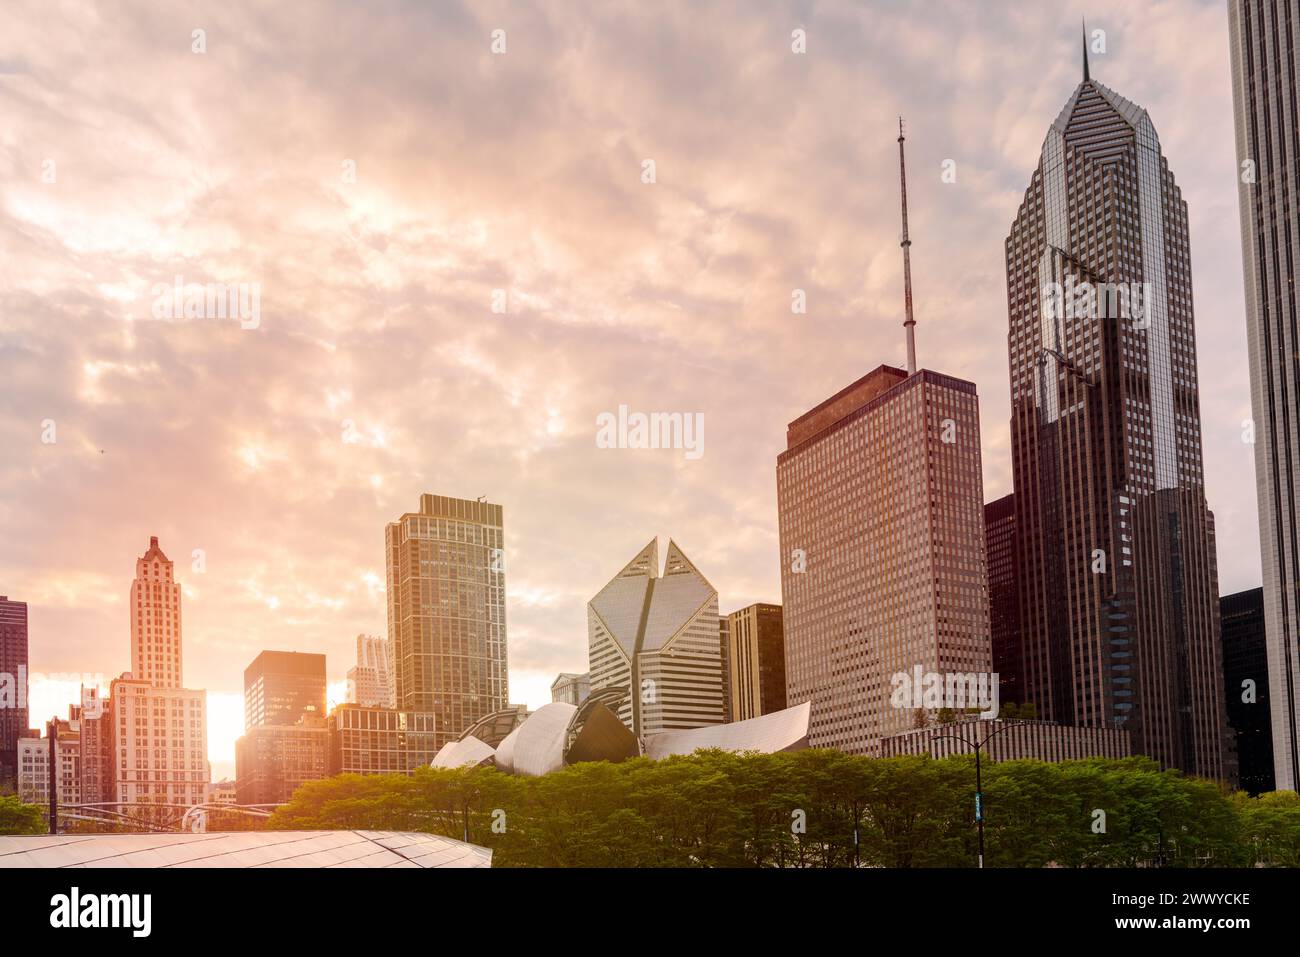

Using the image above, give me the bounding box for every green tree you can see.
[0,794,45,835]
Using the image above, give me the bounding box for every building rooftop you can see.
[0,830,492,868]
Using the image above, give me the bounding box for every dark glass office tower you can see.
[1228,0,1300,791]
[243,650,327,728]
[1221,587,1275,794]
[0,596,28,790]
[1003,46,1230,779]
[984,495,1022,707]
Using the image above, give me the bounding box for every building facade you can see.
[236,651,329,805]
[1003,56,1230,779]
[1221,587,1275,794]
[108,674,210,820]
[881,717,1132,763]
[16,720,81,810]
[386,494,508,751]
[550,672,591,706]
[208,779,237,805]
[108,538,211,817]
[235,722,329,805]
[777,366,991,754]
[984,495,1023,706]
[1228,0,1300,791]
[587,539,725,736]
[243,651,327,729]
[78,686,112,808]
[346,634,394,708]
[724,603,787,722]
[130,536,183,690]
[0,596,28,790]
[327,704,438,775]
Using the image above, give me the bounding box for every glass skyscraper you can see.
[1228,0,1300,791]
[0,596,28,791]
[1004,51,1230,779]
[385,494,509,750]
[587,538,724,736]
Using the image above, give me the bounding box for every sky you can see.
[0,0,1257,782]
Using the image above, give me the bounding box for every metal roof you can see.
[0,830,492,868]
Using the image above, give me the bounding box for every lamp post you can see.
[46,719,57,835]
[932,720,1021,868]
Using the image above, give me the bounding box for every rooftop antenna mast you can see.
[898,116,917,375]
[1082,19,1090,81]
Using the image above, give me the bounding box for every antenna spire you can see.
[1082,19,1090,81]
[898,116,917,375]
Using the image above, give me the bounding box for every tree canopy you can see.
[268,750,1295,868]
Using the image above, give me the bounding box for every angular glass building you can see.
[587,539,724,735]
[1003,48,1229,778]
[1228,0,1300,791]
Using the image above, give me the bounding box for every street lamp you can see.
[932,720,1022,869]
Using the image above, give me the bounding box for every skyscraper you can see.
[1003,43,1229,778]
[111,537,210,819]
[724,603,787,722]
[984,495,1022,706]
[347,634,394,708]
[587,539,724,735]
[776,123,991,755]
[1228,0,1300,791]
[0,596,28,790]
[243,651,327,729]
[130,536,183,689]
[236,651,329,806]
[777,366,990,753]
[1221,587,1275,795]
[386,494,508,750]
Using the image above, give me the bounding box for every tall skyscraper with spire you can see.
[130,536,182,689]
[1228,0,1300,791]
[775,123,991,755]
[1002,40,1230,778]
[111,536,210,819]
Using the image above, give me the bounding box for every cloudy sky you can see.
[1,0,1255,780]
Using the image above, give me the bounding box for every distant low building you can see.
[16,715,80,809]
[550,672,590,706]
[881,717,1132,763]
[347,634,394,708]
[236,721,329,806]
[208,779,237,805]
[78,686,112,808]
[328,704,437,776]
